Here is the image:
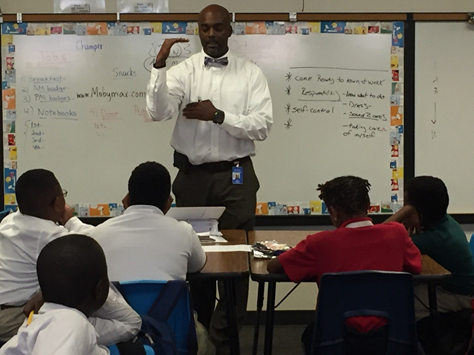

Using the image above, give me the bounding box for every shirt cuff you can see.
[220,111,239,129]
[151,66,167,85]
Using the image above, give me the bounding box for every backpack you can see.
[137,314,179,355]
[114,281,198,355]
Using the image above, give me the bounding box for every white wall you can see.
[1,0,474,13]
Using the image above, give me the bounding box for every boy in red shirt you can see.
[267,176,421,354]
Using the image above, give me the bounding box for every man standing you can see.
[146,4,273,354]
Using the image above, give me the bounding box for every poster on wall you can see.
[54,0,106,13]
[117,0,169,13]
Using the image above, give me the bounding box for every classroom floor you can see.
[240,324,307,355]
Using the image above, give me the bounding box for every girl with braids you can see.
[267,176,422,354]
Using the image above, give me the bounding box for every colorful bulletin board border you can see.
[1,20,403,215]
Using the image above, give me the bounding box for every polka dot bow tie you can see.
[204,57,229,67]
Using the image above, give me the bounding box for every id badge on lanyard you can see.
[232,162,243,185]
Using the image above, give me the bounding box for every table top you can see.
[415,255,451,283]
[248,230,451,283]
[188,229,249,280]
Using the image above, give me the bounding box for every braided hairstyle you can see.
[317,176,371,216]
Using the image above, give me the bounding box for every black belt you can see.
[174,151,250,173]
[0,304,19,310]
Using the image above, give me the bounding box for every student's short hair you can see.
[37,235,108,309]
[317,176,371,215]
[16,169,60,213]
[128,162,171,210]
[405,176,448,224]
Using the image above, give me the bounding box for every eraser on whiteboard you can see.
[289,12,297,22]
[117,12,120,22]
[17,13,22,23]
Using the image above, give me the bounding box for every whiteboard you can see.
[415,23,474,213]
[7,29,397,207]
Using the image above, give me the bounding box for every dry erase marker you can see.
[197,96,202,102]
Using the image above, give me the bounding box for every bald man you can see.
[146,4,273,354]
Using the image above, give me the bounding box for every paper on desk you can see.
[202,245,252,253]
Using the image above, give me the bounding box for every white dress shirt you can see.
[0,211,141,345]
[0,303,109,355]
[92,205,206,281]
[89,284,142,346]
[0,211,94,305]
[146,50,273,165]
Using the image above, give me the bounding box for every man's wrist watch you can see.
[213,110,225,125]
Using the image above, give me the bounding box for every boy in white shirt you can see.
[92,162,213,355]
[93,162,206,281]
[0,169,140,344]
[0,234,111,355]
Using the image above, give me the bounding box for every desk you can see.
[188,230,248,355]
[248,230,452,355]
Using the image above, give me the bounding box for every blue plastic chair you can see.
[108,344,155,355]
[116,280,196,355]
[311,271,418,355]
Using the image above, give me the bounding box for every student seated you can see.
[1,234,115,354]
[267,176,422,354]
[385,176,474,319]
[0,169,140,344]
[92,161,213,355]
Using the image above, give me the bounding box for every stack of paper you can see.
[166,206,226,236]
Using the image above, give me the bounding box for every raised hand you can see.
[154,38,190,68]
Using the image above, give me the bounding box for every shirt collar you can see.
[124,205,164,216]
[339,217,374,229]
[39,302,87,319]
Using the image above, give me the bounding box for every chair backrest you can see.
[117,280,195,355]
[312,271,418,355]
